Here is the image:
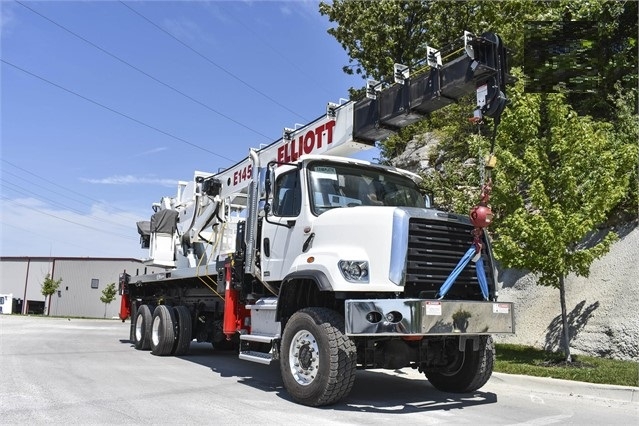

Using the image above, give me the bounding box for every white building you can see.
[0,257,164,318]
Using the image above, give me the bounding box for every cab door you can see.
[260,168,306,282]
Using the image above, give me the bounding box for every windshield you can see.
[307,161,425,215]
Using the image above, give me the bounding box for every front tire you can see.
[425,336,494,393]
[151,305,175,356]
[280,308,356,406]
[133,304,152,350]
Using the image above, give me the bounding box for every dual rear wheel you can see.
[133,304,192,356]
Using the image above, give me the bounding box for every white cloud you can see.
[200,1,235,24]
[81,175,177,187]
[162,16,220,45]
[279,4,293,16]
[0,2,18,36]
[281,0,322,20]
[0,197,148,258]
[132,147,168,158]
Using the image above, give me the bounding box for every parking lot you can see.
[1,315,636,424]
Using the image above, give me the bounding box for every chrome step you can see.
[239,350,273,365]
[240,333,276,343]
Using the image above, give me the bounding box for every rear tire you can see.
[151,305,175,356]
[425,336,494,393]
[133,304,152,350]
[172,306,192,356]
[280,307,356,406]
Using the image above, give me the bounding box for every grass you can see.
[494,343,639,387]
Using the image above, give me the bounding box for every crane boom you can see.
[138,31,510,268]
[178,30,509,222]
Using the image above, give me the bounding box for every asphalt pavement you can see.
[1,315,636,424]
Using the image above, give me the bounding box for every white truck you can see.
[120,32,514,406]
[0,294,13,314]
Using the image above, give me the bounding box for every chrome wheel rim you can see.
[135,313,143,341]
[288,329,319,386]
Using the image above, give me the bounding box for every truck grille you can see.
[403,218,494,300]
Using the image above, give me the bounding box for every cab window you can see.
[272,170,301,217]
[308,161,424,215]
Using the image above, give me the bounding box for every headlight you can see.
[338,260,369,283]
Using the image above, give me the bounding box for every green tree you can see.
[319,0,544,167]
[492,71,637,361]
[319,0,432,84]
[319,0,542,94]
[41,273,62,316]
[523,1,638,120]
[100,282,117,319]
[321,0,637,161]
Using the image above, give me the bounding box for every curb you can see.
[492,372,639,403]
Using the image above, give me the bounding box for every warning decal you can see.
[493,303,510,314]
[425,301,442,316]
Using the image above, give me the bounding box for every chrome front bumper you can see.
[344,299,515,336]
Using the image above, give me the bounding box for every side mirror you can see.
[264,164,274,198]
[257,167,267,198]
[423,193,432,208]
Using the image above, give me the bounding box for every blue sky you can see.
[1,0,375,258]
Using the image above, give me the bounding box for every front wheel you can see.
[425,336,494,393]
[280,308,356,406]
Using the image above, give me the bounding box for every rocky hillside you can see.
[495,223,638,361]
[392,138,639,361]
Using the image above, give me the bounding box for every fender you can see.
[276,270,334,322]
[282,270,333,291]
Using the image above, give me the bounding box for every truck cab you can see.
[261,155,426,284]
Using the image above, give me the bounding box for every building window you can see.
[91,279,99,289]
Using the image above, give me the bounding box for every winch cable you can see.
[437,114,500,301]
